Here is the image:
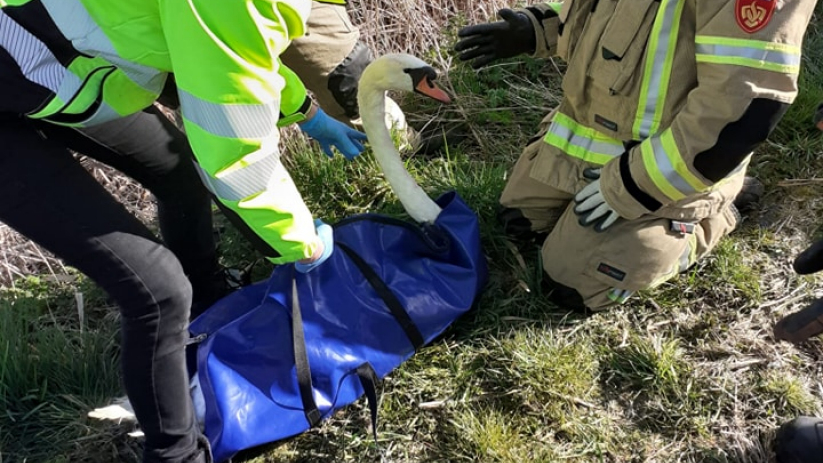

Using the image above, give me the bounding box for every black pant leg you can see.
[32,106,222,306]
[0,114,198,463]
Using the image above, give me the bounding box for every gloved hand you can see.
[573,168,622,232]
[454,9,536,69]
[295,219,334,273]
[299,107,367,160]
[793,238,823,274]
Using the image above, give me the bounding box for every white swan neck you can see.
[358,83,442,224]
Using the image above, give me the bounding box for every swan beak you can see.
[415,78,451,104]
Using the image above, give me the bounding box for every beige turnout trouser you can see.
[281,1,362,123]
[501,120,741,311]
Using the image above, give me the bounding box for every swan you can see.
[357,54,452,223]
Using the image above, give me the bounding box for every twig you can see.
[542,389,597,409]
[777,178,823,187]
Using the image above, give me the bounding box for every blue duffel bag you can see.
[187,191,488,463]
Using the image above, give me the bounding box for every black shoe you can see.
[793,238,823,275]
[732,176,764,214]
[498,207,548,248]
[775,416,823,463]
[774,297,823,344]
[542,275,587,312]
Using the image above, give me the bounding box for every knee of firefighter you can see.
[693,204,739,261]
[540,209,694,309]
[501,143,574,226]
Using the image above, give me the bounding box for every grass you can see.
[3,2,823,462]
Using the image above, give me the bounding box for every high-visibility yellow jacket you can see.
[519,0,816,219]
[0,0,329,263]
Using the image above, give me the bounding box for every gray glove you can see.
[573,168,622,232]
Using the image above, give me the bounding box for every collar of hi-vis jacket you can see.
[0,0,313,128]
[542,0,798,199]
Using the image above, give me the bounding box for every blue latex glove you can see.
[298,108,367,160]
[295,219,334,273]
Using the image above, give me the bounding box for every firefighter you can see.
[0,0,368,461]
[455,0,817,311]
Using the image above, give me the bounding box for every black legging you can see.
[0,107,215,462]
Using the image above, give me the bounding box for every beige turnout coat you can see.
[502,0,816,309]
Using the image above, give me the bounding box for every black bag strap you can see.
[291,278,322,427]
[355,363,380,444]
[336,242,425,350]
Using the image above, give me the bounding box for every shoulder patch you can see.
[735,0,777,34]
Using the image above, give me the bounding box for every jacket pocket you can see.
[556,0,596,62]
[585,0,659,95]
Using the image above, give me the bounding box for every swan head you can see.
[361,53,451,103]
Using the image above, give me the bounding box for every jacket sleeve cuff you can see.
[516,6,559,59]
[600,153,662,220]
[266,236,319,265]
[277,95,314,127]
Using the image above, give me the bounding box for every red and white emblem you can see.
[735,0,777,34]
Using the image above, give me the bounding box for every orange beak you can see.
[415,77,451,104]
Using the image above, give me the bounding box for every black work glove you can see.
[454,9,536,69]
[793,238,823,274]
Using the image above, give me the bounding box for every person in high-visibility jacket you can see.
[456,0,817,311]
[0,1,371,461]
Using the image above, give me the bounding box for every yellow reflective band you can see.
[696,54,799,74]
[633,0,684,139]
[179,90,278,140]
[659,130,710,193]
[194,151,281,202]
[696,36,801,74]
[543,112,625,165]
[29,60,113,120]
[607,288,633,304]
[641,130,711,202]
[27,95,66,119]
[641,137,685,201]
[696,35,800,53]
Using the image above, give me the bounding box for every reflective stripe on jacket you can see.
[0,0,320,264]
